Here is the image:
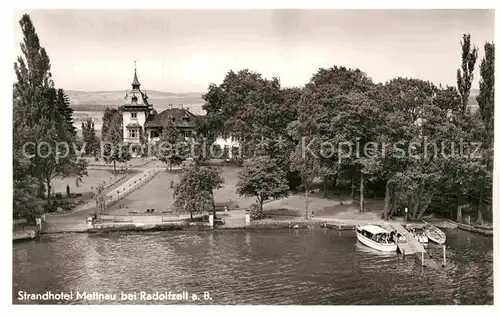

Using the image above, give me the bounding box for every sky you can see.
[13,9,495,93]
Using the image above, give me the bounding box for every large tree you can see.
[476,42,495,147]
[457,33,478,114]
[290,66,378,208]
[473,42,495,223]
[287,89,324,219]
[453,34,478,222]
[101,108,122,138]
[236,156,289,212]
[13,14,87,211]
[102,127,131,173]
[362,78,449,220]
[81,118,99,157]
[101,108,130,172]
[173,165,224,219]
[202,70,287,157]
[202,70,301,188]
[157,120,185,170]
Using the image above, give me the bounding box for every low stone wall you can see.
[13,229,37,241]
[247,220,323,229]
[99,214,182,224]
[89,221,211,233]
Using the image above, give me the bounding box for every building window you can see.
[151,130,159,138]
[131,112,137,119]
[129,129,138,138]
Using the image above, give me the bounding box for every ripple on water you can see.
[12,228,493,305]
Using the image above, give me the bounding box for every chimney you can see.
[169,104,173,109]
[179,104,184,109]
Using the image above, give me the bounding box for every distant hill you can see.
[66,90,205,114]
[67,88,480,114]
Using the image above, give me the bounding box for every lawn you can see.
[101,163,388,223]
[105,171,180,215]
[213,166,254,210]
[106,165,255,215]
[52,170,131,197]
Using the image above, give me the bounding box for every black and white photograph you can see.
[7,2,498,309]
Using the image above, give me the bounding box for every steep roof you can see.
[126,122,142,128]
[132,69,140,86]
[123,90,150,107]
[122,62,151,108]
[144,108,202,128]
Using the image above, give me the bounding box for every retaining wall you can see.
[99,213,182,224]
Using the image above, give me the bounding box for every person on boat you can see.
[389,231,396,243]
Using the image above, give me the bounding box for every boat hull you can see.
[356,232,397,252]
[426,226,446,244]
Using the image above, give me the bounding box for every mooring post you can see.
[36,217,42,231]
[396,241,400,261]
[86,216,93,229]
[442,245,447,267]
[209,213,214,228]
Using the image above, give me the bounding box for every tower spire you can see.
[131,60,140,90]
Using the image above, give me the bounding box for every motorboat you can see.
[406,223,429,244]
[425,224,446,244]
[356,224,397,252]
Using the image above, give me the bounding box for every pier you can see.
[383,222,441,269]
[321,220,443,269]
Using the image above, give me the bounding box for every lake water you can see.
[13,228,493,305]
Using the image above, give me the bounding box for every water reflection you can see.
[13,228,493,305]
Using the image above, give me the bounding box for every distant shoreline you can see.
[71,104,116,112]
[71,103,205,113]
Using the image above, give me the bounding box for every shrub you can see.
[66,184,71,197]
[249,203,263,220]
[55,192,63,199]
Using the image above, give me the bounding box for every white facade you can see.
[214,136,239,159]
[123,110,147,143]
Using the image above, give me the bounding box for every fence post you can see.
[209,213,214,228]
[36,218,42,231]
[442,245,447,267]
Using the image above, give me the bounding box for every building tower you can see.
[121,61,154,144]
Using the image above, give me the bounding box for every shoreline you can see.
[34,216,492,237]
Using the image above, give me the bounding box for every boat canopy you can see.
[359,225,390,235]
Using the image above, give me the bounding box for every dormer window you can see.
[131,112,137,119]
